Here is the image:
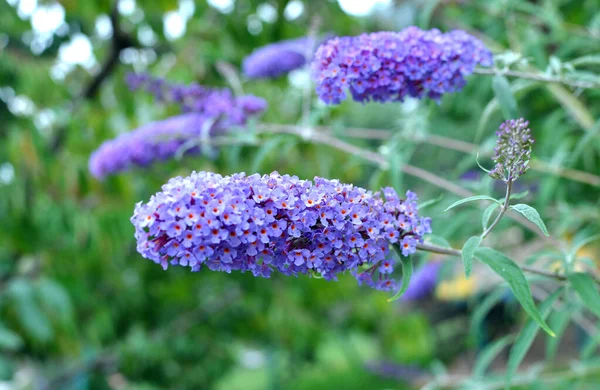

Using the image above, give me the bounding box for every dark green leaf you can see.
[462,236,482,279]
[569,273,600,318]
[506,288,562,387]
[546,309,572,360]
[473,335,514,377]
[0,324,23,350]
[388,248,413,302]
[492,75,519,120]
[475,247,555,336]
[444,195,501,212]
[510,204,550,236]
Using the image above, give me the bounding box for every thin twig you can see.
[321,126,600,187]
[473,67,600,89]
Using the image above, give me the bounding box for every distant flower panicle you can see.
[89,75,267,179]
[243,36,315,79]
[400,261,441,302]
[312,26,493,104]
[125,73,267,124]
[131,171,431,291]
[489,118,534,182]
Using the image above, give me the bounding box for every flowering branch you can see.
[415,242,597,284]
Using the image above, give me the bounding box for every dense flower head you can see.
[243,37,314,79]
[311,26,493,104]
[489,118,534,181]
[125,73,267,122]
[400,261,441,302]
[131,171,432,291]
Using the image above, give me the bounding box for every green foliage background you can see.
[1,0,600,389]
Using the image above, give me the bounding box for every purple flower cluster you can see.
[400,261,441,302]
[89,75,267,179]
[489,118,534,182]
[312,26,493,104]
[131,171,431,291]
[125,73,267,123]
[243,37,314,79]
[90,114,210,179]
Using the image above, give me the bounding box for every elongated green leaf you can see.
[581,320,600,360]
[510,204,550,236]
[36,278,74,326]
[570,234,600,259]
[509,190,529,200]
[462,236,482,279]
[473,335,514,377]
[569,273,600,318]
[470,288,508,344]
[444,195,502,212]
[546,84,594,131]
[570,55,600,67]
[0,324,23,351]
[388,248,413,302]
[7,279,53,343]
[546,309,572,360]
[506,288,562,387]
[492,75,519,120]
[418,194,443,210]
[482,203,500,230]
[475,247,555,336]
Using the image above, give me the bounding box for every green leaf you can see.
[0,324,23,351]
[546,309,572,360]
[492,75,519,120]
[506,288,562,387]
[569,273,600,318]
[509,190,529,200]
[475,247,555,336]
[388,249,413,302]
[570,234,600,259]
[546,84,594,131]
[482,203,500,230]
[510,204,550,236]
[35,278,74,327]
[417,194,443,210]
[470,288,508,344]
[444,195,502,212]
[473,335,514,377]
[7,279,53,343]
[462,236,482,279]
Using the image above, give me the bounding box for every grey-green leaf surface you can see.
[462,236,482,278]
[510,204,550,236]
[388,248,413,302]
[475,247,555,336]
[506,288,562,388]
[444,195,502,212]
[569,273,600,318]
[492,75,520,120]
[473,335,514,377]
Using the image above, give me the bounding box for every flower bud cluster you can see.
[489,118,534,182]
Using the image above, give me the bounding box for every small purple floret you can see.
[131,171,432,291]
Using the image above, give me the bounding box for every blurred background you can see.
[1,0,600,389]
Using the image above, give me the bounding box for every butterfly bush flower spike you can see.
[89,75,267,179]
[131,171,431,292]
[243,37,315,79]
[312,26,493,104]
[489,118,534,182]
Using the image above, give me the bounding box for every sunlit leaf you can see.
[510,204,550,236]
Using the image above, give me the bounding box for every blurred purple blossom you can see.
[312,26,493,104]
[242,37,315,79]
[400,261,442,302]
[131,171,432,291]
